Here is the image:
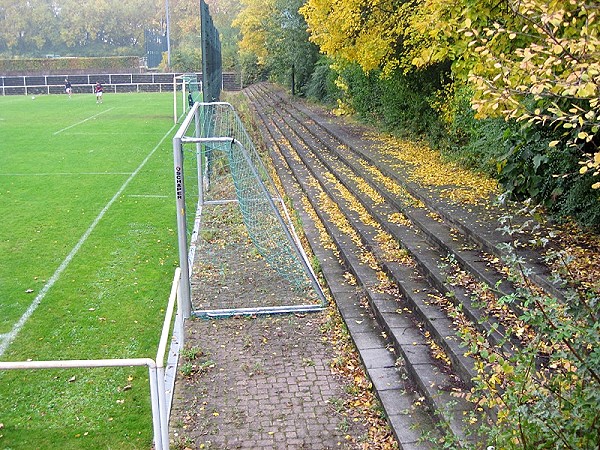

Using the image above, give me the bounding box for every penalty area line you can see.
[53,107,115,135]
[128,194,169,198]
[0,122,178,358]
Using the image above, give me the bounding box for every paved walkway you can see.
[170,313,374,449]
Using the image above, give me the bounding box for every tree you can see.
[463,0,599,188]
[234,0,318,90]
[300,0,411,75]
[59,0,153,52]
[0,0,160,57]
[300,0,599,191]
[233,0,275,67]
[206,0,242,71]
[265,0,319,91]
[0,0,60,55]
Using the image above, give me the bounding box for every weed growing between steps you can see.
[452,205,600,449]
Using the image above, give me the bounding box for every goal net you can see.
[173,102,326,318]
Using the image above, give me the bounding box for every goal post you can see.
[172,74,203,123]
[173,101,327,318]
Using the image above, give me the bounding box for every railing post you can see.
[148,364,164,450]
[0,359,167,450]
[157,365,169,449]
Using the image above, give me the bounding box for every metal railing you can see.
[0,72,241,96]
[0,267,184,450]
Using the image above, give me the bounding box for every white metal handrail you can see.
[156,267,184,449]
[0,267,184,450]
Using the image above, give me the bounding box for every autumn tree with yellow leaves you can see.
[233,0,275,67]
[296,0,600,447]
[302,0,599,168]
[234,0,318,89]
[462,1,600,190]
[299,0,599,226]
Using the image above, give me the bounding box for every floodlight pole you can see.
[165,0,172,67]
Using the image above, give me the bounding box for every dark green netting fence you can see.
[200,0,221,103]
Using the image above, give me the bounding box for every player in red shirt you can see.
[94,82,104,104]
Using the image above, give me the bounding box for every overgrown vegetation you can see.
[230,0,600,446]
[233,0,599,229]
[458,205,600,449]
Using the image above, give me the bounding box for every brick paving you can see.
[169,313,369,449]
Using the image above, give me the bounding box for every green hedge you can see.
[0,57,140,74]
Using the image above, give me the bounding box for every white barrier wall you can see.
[0,72,241,95]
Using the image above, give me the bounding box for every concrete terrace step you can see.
[274,87,563,302]
[242,81,571,449]
[246,84,515,362]
[244,84,491,447]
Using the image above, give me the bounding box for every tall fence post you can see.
[195,104,204,206]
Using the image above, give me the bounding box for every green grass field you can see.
[0,91,182,449]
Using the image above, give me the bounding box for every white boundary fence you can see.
[0,72,241,96]
[0,268,184,450]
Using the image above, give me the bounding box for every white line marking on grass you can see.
[0,123,178,358]
[128,194,169,198]
[0,172,132,176]
[67,132,160,136]
[53,108,115,135]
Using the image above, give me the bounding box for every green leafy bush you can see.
[165,47,202,72]
[239,52,267,87]
[305,57,341,106]
[498,125,600,229]
[335,62,448,142]
[378,65,448,141]
[460,209,600,449]
[439,85,511,176]
[337,63,383,124]
[430,83,600,228]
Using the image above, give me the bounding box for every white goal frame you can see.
[172,101,327,318]
[172,74,203,123]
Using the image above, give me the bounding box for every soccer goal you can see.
[173,101,326,318]
[172,73,203,123]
